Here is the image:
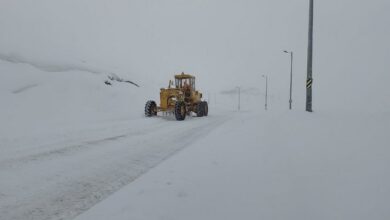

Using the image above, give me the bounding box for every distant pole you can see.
[262,75,268,110]
[306,0,314,112]
[284,50,293,110]
[265,76,268,110]
[237,87,241,111]
[290,52,293,110]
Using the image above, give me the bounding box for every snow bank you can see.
[0,59,147,153]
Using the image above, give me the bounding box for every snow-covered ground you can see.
[74,110,390,220]
[0,59,230,220]
[1,58,390,220]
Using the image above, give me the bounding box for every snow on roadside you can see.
[0,59,145,156]
[0,59,236,220]
[75,110,390,220]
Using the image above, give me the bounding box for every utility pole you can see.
[237,87,241,111]
[262,75,268,110]
[284,50,293,110]
[306,0,314,112]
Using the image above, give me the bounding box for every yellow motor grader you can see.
[145,72,208,121]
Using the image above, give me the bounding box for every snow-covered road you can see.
[0,113,229,220]
[74,110,390,220]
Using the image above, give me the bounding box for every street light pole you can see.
[262,75,268,110]
[284,50,293,110]
[306,0,314,112]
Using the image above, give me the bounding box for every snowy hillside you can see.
[0,59,143,150]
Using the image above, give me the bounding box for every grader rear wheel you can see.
[145,100,157,117]
[202,101,208,116]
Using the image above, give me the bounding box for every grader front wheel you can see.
[196,102,204,117]
[175,101,186,121]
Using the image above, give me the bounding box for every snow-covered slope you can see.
[0,59,145,150]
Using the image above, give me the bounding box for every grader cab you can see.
[145,72,208,121]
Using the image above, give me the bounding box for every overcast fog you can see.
[1,0,389,113]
